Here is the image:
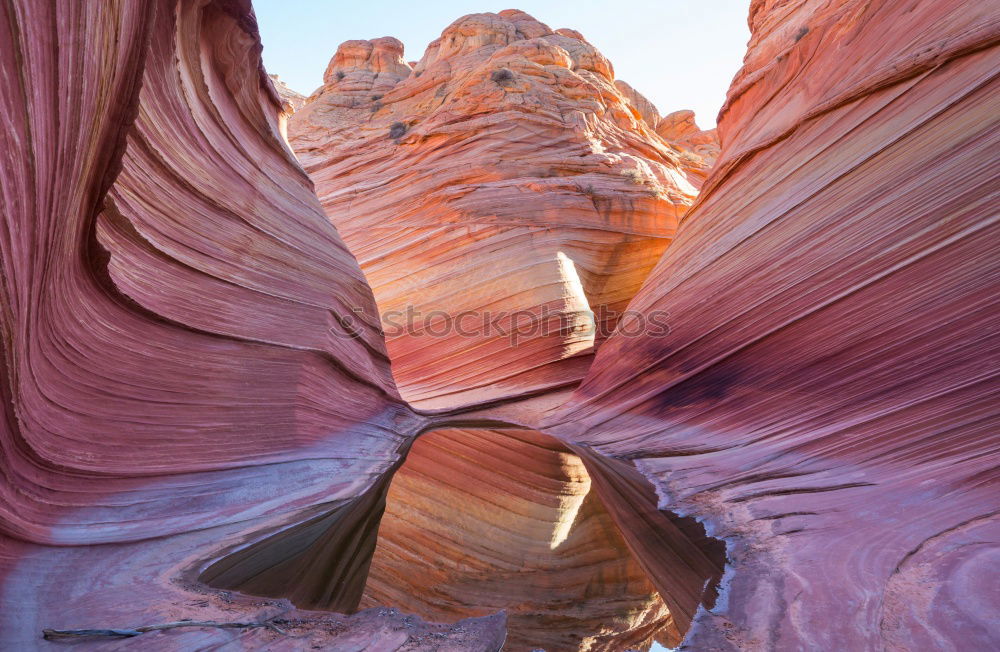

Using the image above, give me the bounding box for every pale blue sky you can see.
[252,0,750,127]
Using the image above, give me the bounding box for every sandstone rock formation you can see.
[653,110,720,185]
[610,82,720,187]
[545,0,1000,649]
[614,79,662,127]
[288,10,704,411]
[1,0,997,650]
[0,2,720,650]
[0,0,428,648]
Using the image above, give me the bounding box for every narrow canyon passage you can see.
[200,426,726,651]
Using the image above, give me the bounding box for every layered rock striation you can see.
[545,0,1000,649]
[0,3,721,650]
[1,0,997,650]
[288,10,707,411]
[652,110,720,186]
[611,81,720,187]
[0,1,433,648]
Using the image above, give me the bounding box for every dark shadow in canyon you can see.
[198,424,726,650]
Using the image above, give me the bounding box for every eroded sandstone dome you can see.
[288,10,715,411]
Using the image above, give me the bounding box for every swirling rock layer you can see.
[2,0,997,650]
[546,0,1000,649]
[0,4,722,648]
[288,10,705,410]
[0,0,424,648]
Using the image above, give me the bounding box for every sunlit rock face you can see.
[545,0,1000,649]
[288,10,704,411]
[653,110,720,187]
[362,428,679,651]
[612,83,720,189]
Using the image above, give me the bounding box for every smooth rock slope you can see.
[0,1,441,648]
[545,0,1000,648]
